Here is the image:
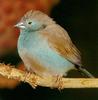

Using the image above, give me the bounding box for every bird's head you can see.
[15,10,55,32]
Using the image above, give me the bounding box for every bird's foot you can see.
[23,72,37,88]
[53,75,64,90]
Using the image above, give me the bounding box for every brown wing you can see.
[41,24,82,66]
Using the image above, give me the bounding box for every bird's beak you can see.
[14,22,25,29]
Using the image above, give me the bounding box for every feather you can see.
[41,24,82,66]
[21,10,55,25]
[21,10,33,22]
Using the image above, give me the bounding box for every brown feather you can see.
[41,24,82,66]
[21,10,55,25]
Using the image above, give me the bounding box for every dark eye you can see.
[28,22,32,24]
[42,24,46,28]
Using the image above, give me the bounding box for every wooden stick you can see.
[0,63,98,89]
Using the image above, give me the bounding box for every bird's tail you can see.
[75,65,95,78]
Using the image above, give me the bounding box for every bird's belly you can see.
[18,33,74,76]
[29,40,74,75]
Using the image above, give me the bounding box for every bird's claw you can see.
[53,76,64,90]
[23,72,37,89]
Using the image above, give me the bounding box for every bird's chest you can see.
[18,31,74,75]
[18,32,38,48]
[18,32,61,66]
[18,32,50,59]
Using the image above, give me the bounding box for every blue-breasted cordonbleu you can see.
[15,10,94,78]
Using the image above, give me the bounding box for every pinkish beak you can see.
[14,22,26,29]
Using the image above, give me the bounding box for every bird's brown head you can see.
[15,10,55,31]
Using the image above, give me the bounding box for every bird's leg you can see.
[23,71,37,88]
[53,75,64,90]
[23,66,37,88]
[23,72,31,82]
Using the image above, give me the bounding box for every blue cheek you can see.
[31,22,42,31]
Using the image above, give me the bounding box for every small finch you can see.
[15,10,94,79]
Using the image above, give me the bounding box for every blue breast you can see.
[18,31,74,75]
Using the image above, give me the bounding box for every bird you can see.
[15,10,94,81]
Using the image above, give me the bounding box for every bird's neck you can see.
[18,30,41,48]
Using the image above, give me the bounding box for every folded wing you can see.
[42,24,82,66]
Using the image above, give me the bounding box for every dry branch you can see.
[0,63,98,89]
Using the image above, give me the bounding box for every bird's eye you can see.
[28,22,32,24]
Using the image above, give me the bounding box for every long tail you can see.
[75,65,95,78]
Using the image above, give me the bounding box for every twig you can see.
[0,63,98,89]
